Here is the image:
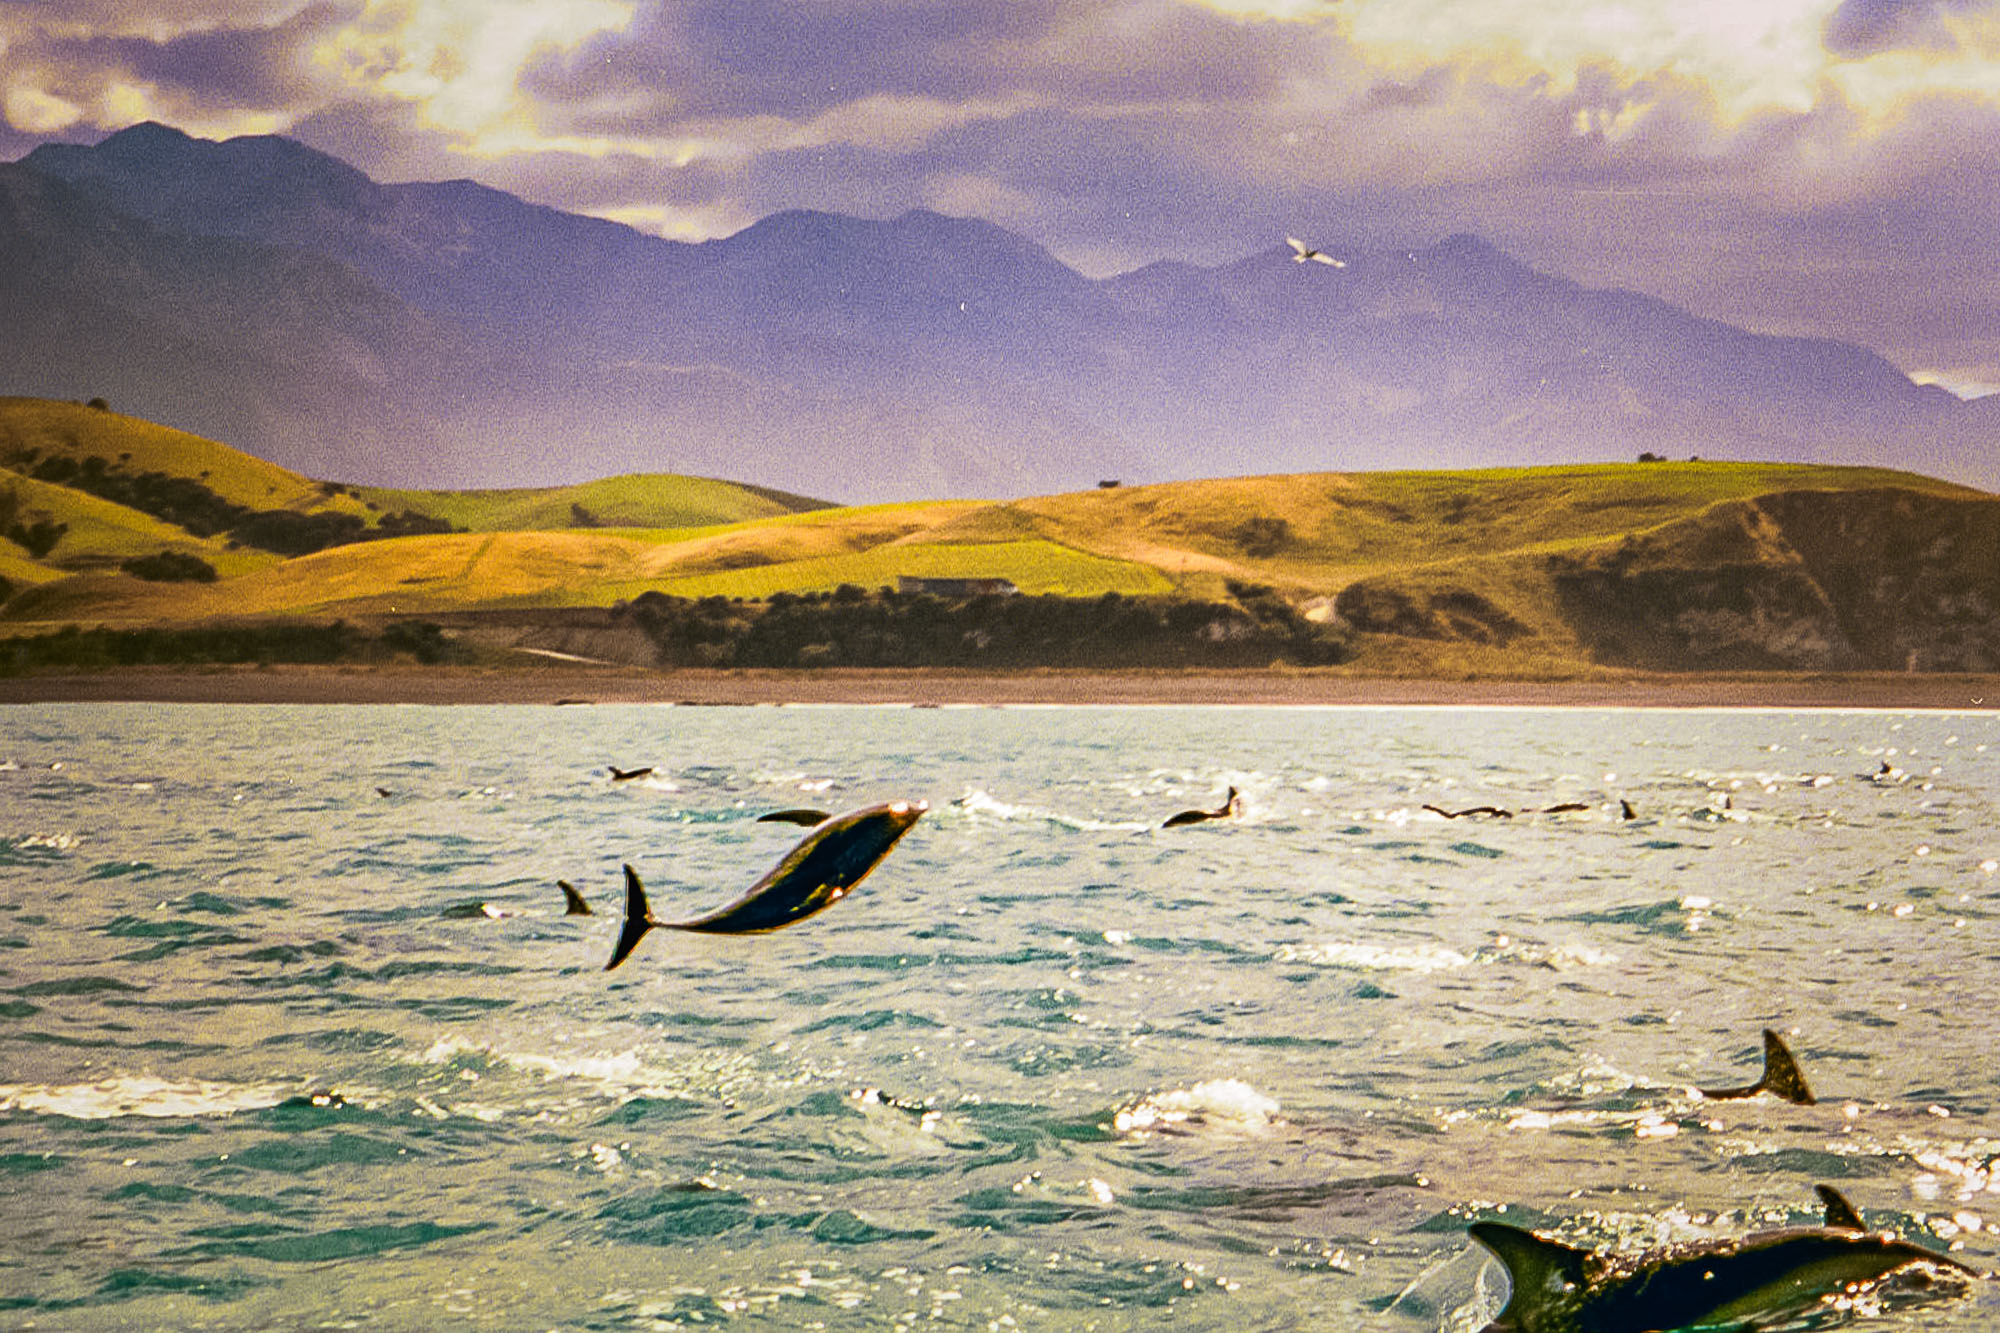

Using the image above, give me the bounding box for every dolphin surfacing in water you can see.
[1163,787,1243,828]
[558,880,592,916]
[1469,1185,1977,1332]
[1697,1028,1815,1104]
[606,800,927,969]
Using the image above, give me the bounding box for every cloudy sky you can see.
[4,0,1998,394]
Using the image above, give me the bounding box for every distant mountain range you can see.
[6,121,1996,501]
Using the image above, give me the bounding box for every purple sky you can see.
[4,0,1998,396]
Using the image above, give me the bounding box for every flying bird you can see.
[1286,236,1346,267]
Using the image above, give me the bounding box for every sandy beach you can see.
[0,665,1994,709]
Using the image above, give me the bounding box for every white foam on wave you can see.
[0,1074,291,1120]
[414,1035,758,1106]
[5,832,81,851]
[1114,1077,1284,1136]
[949,788,1147,833]
[1277,940,1472,972]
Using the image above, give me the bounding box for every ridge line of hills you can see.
[5,121,1998,502]
[2,397,1996,677]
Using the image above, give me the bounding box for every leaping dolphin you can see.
[606,800,928,969]
[1696,1028,1815,1105]
[1468,1184,1976,1332]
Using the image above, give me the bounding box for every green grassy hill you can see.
[0,397,356,514]
[2,396,1995,676]
[352,473,829,534]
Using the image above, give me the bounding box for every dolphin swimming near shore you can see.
[608,765,654,782]
[1163,787,1242,827]
[558,880,592,916]
[606,800,928,969]
[1468,1184,1976,1332]
[1697,1028,1815,1104]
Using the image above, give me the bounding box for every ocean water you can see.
[2,702,1998,1332]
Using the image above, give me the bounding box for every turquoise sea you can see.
[2,702,1998,1330]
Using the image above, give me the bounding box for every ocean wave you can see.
[411,1035,764,1107]
[1275,940,1472,972]
[1113,1077,1284,1136]
[0,1074,291,1120]
[949,788,1148,833]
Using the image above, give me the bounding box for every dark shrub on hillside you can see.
[6,518,66,558]
[30,454,244,536]
[378,621,466,664]
[121,551,218,582]
[22,454,457,553]
[373,510,456,539]
[225,509,368,556]
[1232,515,1292,557]
[0,622,365,674]
[617,586,1349,670]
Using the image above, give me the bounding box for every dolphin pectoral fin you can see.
[1468,1222,1591,1321]
[559,880,592,916]
[1817,1185,1866,1231]
[605,864,657,970]
[1756,1028,1815,1104]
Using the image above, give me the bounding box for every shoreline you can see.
[0,665,1995,710]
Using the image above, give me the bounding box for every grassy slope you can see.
[0,397,361,515]
[352,473,830,533]
[1,470,275,575]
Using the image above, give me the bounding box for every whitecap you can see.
[1277,941,1472,972]
[1114,1077,1283,1136]
[0,1074,291,1120]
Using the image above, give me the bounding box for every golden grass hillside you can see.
[1,397,1994,676]
[353,473,829,534]
[0,397,360,515]
[0,470,272,576]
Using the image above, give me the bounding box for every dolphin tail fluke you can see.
[1468,1222,1592,1323]
[559,880,592,916]
[605,864,657,970]
[1756,1028,1816,1104]
[1817,1184,1865,1231]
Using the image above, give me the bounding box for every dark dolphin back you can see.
[1586,1231,1973,1329]
[672,801,925,934]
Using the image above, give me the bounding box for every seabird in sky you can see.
[1286,236,1346,267]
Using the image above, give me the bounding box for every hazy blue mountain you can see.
[10,121,1995,498]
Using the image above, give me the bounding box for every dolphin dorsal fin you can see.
[1758,1028,1816,1105]
[559,880,592,916]
[604,864,657,971]
[1468,1222,1592,1319]
[1816,1184,1865,1231]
